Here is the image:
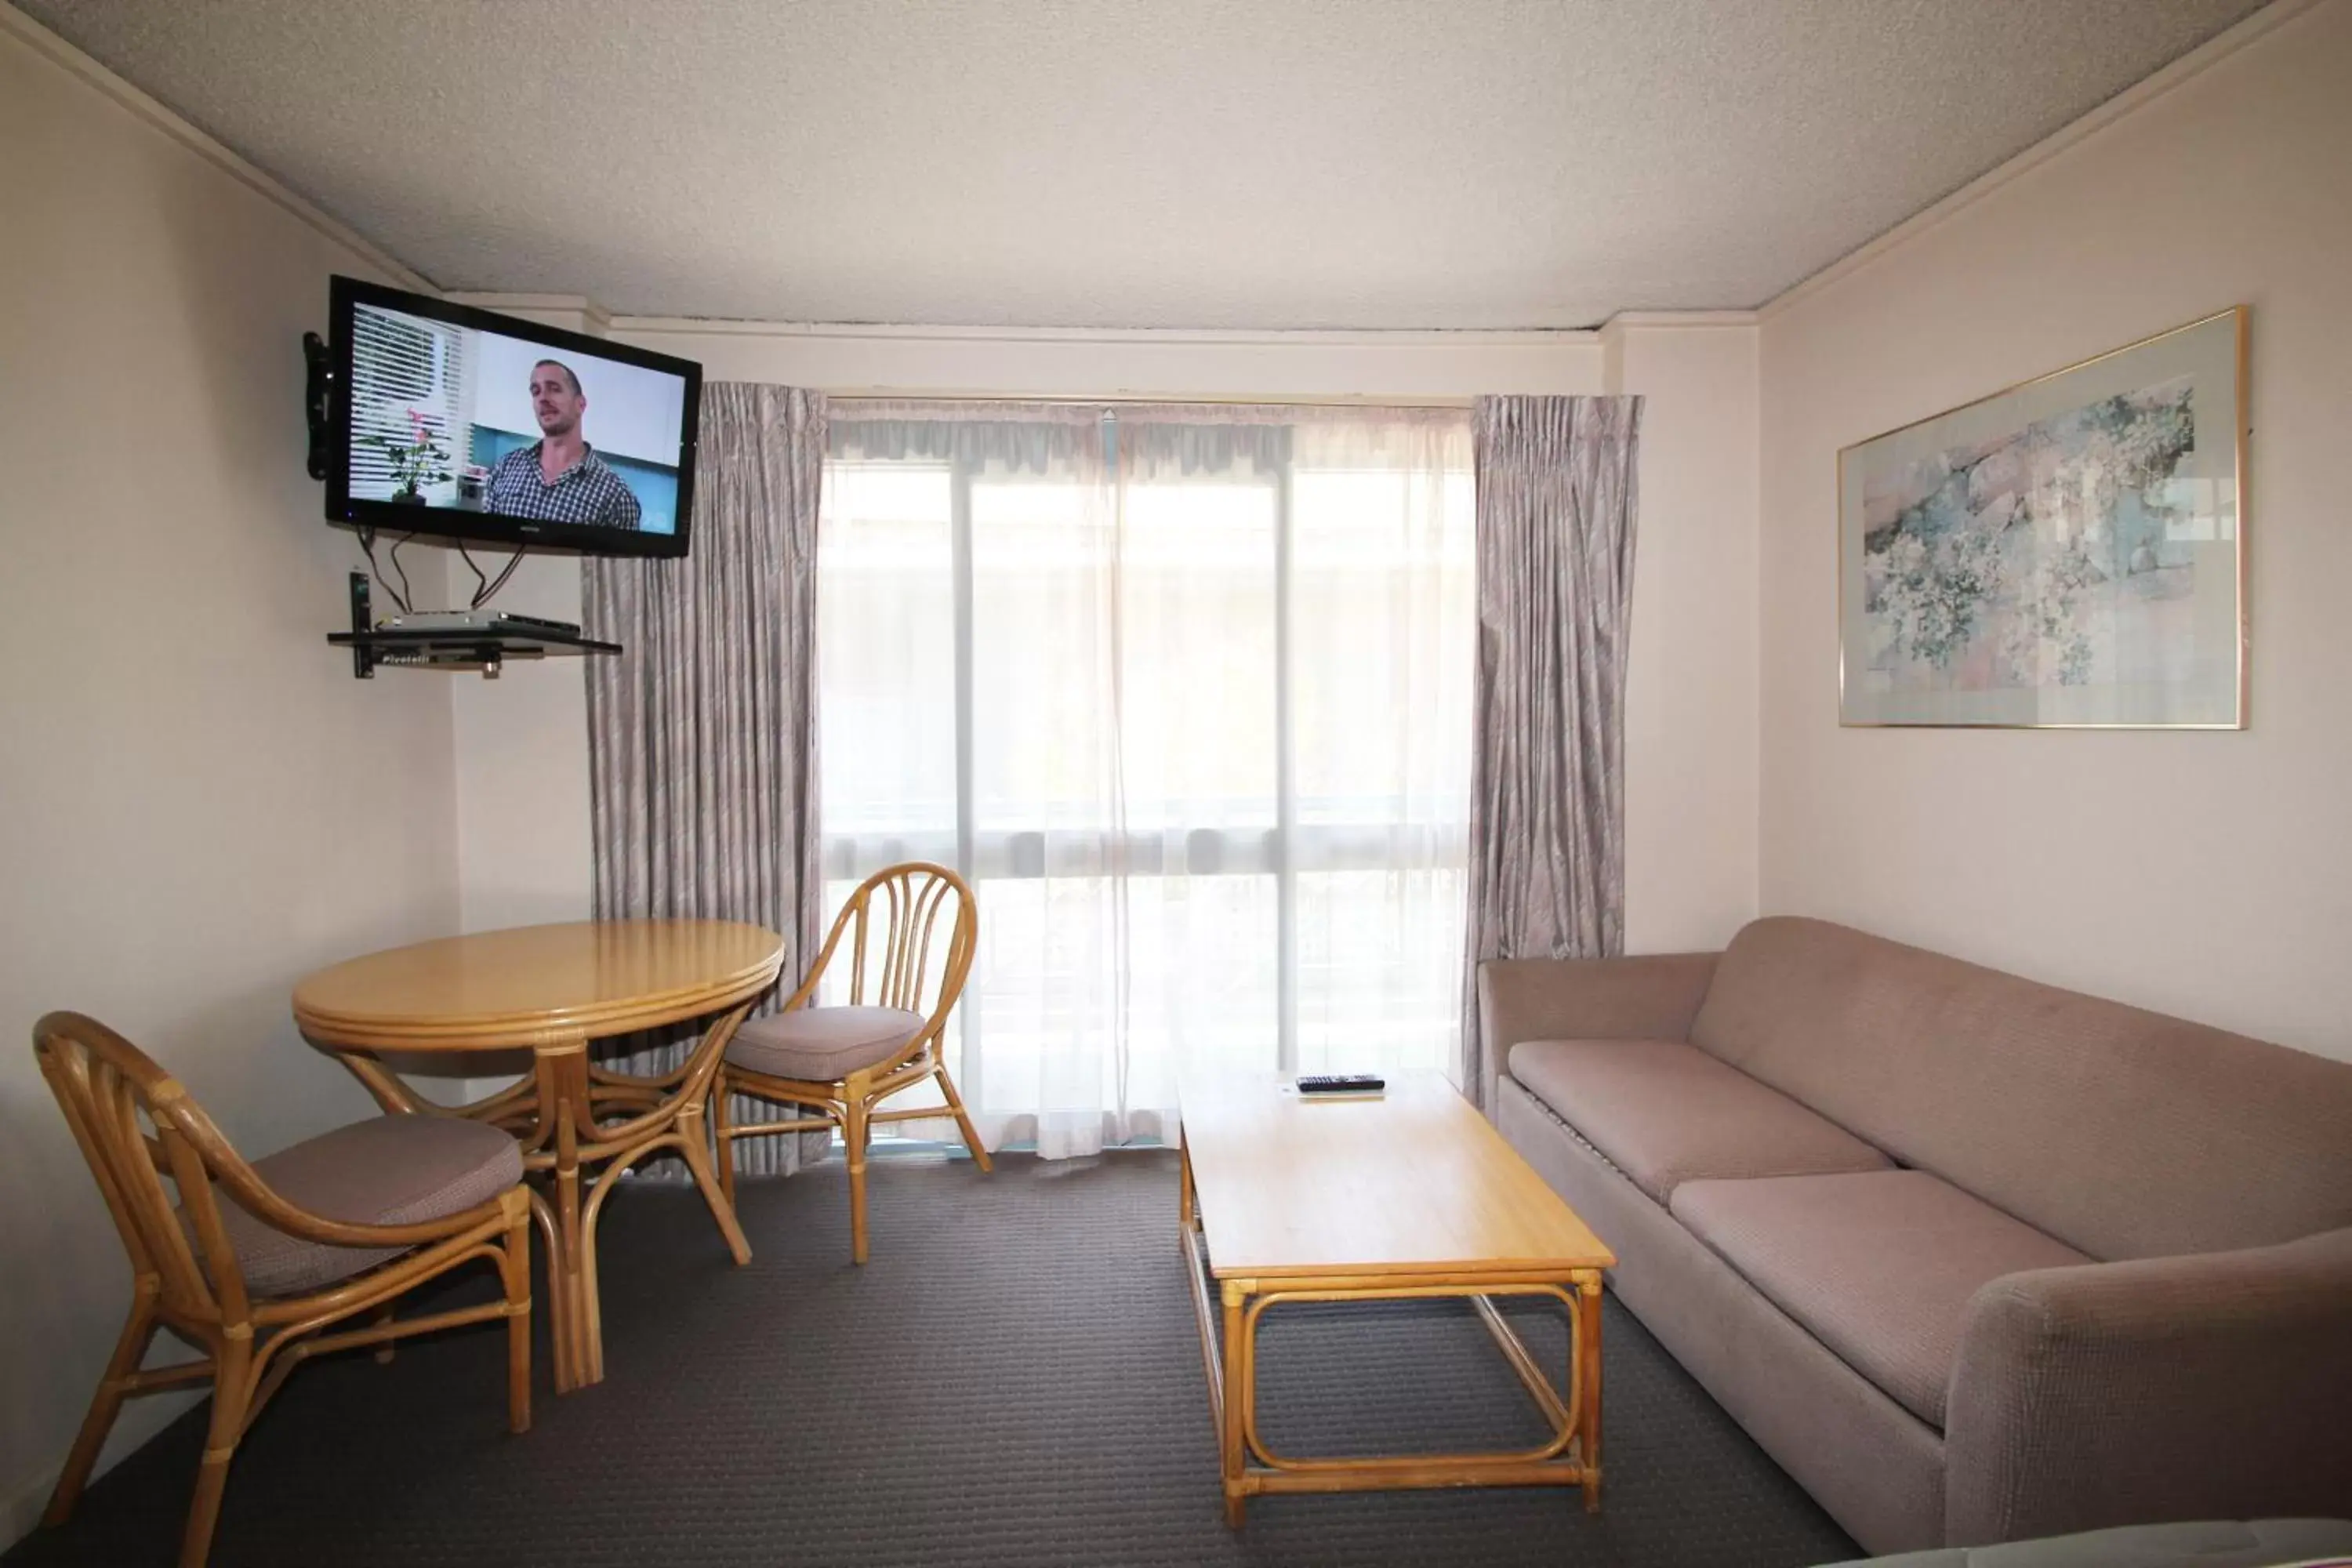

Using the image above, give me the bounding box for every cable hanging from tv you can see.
[354,527,415,615]
[457,540,529,610]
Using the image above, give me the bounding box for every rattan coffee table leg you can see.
[1221,1279,1249,1527]
[1577,1271,1603,1512]
[1178,1135,1196,1229]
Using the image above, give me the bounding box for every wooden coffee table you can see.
[1178,1071,1615,1526]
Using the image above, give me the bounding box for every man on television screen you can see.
[483,359,642,529]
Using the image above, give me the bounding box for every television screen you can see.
[322,277,702,558]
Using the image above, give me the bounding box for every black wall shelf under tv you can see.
[330,572,619,679]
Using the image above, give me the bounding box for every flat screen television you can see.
[316,276,702,558]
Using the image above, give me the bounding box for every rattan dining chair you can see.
[32,1012,532,1568]
[713,863,988,1263]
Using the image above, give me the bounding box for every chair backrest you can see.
[816,864,978,1037]
[32,1011,266,1323]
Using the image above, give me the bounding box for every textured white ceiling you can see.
[16,0,2267,328]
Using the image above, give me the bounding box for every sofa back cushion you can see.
[1687,917,2352,1261]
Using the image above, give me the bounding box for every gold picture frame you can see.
[1838,307,2248,729]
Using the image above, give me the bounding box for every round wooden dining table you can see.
[292,920,786,1392]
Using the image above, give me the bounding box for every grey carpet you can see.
[7,1150,1856,1567]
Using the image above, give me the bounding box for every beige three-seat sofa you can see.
[1480,916,2352,1556]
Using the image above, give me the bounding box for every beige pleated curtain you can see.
[1461,394,1643,1109]
[583,382,831,1176]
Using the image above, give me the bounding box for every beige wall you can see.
[0,20,462,1541]
[1758,0,2352,1061]
[446,318,1765,956]
[451,562,592,931]
[1606,320,1762,953]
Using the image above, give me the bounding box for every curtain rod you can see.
[819,390,1477,411]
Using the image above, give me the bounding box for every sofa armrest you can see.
[1474,952,1718,1112]
[1944,1227,2352,1547]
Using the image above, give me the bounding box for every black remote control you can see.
[1297,1073,1385,1095]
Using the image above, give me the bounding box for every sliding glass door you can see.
[818,404,1472,1155]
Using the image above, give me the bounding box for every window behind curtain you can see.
[816,403,1472,1156]
[346,303,469,501]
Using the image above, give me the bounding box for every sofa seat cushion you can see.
[212,1114,524,1298]
[727,1005,926,1083]
[1672,1170,2091,1430]
[1508,1038,1892,1205]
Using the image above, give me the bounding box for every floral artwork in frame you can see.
[1839,307,2246,728]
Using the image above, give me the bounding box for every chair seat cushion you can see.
[1671,1170,2092,1430]
[726,1005,927,1083]
[213,1115,524,1298]
[1508,1038,1892,1204]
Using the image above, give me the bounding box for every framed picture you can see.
[1839,307,2246,728]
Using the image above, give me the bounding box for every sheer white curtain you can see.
[817,402,1472,1156]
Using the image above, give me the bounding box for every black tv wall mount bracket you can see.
[344,571,376,678]
[303,332,336,482]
